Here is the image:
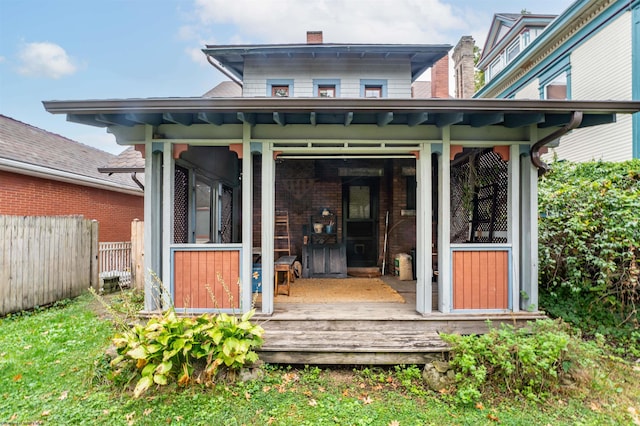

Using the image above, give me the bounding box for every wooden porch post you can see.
[438,128,452,313]
[241,125,254,313]
[520,128,539,311]
[143,134,163,311]
[416,144,432,314]
[161,142,174,309]
[508,144,520,312]
[261,140,275,314]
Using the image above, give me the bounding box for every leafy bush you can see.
[538,160,640,324]
[441,319,602,404]
[110,308,264,397]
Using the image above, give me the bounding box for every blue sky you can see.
[0,0,573,154]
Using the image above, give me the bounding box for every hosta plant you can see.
[110,308,264,397]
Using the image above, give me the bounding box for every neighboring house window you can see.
[487,56,503,82]
[360,79,388,98]
[267,79,294,97]
[543,73,568,99]
[506,40,520,63]
[522,30,531,48]
[539,57,571,100]
[313,79,340,97]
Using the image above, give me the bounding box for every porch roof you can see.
[202,43,452,82]
[43,97,640,130]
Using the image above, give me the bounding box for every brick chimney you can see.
[430,54,450,98]
[452,36,476,99]
[306,31,323,44]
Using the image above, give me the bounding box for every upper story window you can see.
[318,85,336,97]
[506,40,520,63]
[267,79,294,97]
[543,73,568,99]
[365,86,382,98]
[272,86,289,97]
[487,57,504,81]
[539,57,571,100]
[360,79,388,98]
[313,79,340,98]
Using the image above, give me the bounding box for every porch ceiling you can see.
[43,98,640,130]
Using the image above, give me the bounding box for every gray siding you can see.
[242,57,412,98]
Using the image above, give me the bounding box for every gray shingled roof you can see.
[203,81,243,98]
[0,114,141,191]
[98,146,145,173]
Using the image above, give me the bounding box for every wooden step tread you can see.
[260,330,449,353]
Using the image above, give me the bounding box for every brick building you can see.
[0,114,143,242]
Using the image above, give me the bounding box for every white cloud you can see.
[17,41,77,79]
[191,0,469,44]
[186,46,209,65]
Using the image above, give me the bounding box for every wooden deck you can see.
[253,277,546,365]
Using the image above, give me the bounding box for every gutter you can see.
[530,110,582,176]
[206,55,243,88]
[130,172,144,190]
[0,158,143,196]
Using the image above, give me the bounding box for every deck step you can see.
[257,329,450,365]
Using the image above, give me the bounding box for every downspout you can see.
[131,172,144,190]
[530,111,583,176]
[206,54,243,88]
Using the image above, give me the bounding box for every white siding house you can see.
[474,0,640,162]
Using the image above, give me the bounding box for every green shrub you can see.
[441,319,603,405]
[110,308,264,397]
[538,160,639,324]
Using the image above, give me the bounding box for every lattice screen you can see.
[220,184,233,243]
[174,166,189,244]
[450,148,508,243]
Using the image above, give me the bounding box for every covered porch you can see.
[43,98,639,324]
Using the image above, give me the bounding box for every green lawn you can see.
[1,293,638,425]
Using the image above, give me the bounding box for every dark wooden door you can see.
[342,178,379,267]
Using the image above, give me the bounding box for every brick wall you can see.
[431,55,450,99]
[252,157,419,274]
[0,170,143,242]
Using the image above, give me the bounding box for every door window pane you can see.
[349,186,370,219]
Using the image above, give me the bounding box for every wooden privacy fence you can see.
[0,215,99,315]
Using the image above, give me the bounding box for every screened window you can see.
[543,73,568,99]
[318,85,336,97]
[271,85,290,97]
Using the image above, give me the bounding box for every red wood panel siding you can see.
[453,250,508,310]
[174,250,240,309]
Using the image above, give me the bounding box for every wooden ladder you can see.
[274,210,291,258]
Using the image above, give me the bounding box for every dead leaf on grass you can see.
[318,386,326,392]
[41,410,51,417]
[308,399,318,406]
[262,385,271,392]
[476,402,484,410]
[590,402,601,412]
[487,413,499,422]
[388,421,400,426]
[143,408,153,416]
[59,390,68,400]
[12,374,22,382]
[245,391,251,401]
[361,396,373,405]
[342,389,350,397]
